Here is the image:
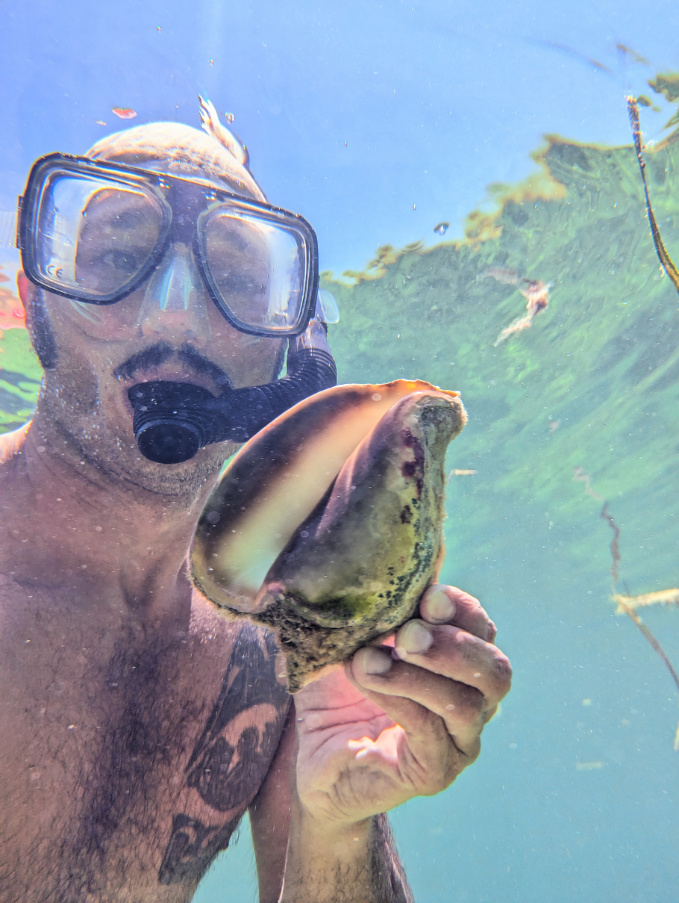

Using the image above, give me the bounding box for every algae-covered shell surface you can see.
[192,379,466,691]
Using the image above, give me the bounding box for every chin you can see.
[63,411,236,501]
[123,444,233,499]
[103,434,237,500]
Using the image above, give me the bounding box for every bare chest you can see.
[0,589,289,902]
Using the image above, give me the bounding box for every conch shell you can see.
[192,379,467,691]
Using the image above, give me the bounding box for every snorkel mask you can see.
[14,106,338,464]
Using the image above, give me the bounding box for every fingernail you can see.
[395,620,432,657]
[426,587,455,623]
[355,646,393,675]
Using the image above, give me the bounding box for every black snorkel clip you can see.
[128,317,337,464]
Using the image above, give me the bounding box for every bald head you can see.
[87,117,266,202]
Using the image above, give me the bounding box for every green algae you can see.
[323,132,679,593]
[0,327,41,432]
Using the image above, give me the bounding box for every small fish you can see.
[112,107,137,120]
[493,313,533,346]
[575,761,605,771]
[198,95,248,167]
[491,275,551,346]
[434,222,449,236]
[520,279,550,315]
[447,468,477,481]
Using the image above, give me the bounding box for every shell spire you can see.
[198,95,249,168]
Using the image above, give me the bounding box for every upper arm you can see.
[249,702,297,903]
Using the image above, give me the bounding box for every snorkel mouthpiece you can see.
[128,318,337,464]
[130,381,216,464]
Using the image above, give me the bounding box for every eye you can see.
[99,248,144,273]
[218,272,267,295]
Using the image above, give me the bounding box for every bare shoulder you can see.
[188,586,288,711]
[0,424,30,466]
[0,426,30,516]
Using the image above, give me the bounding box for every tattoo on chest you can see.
[158,624,289,885]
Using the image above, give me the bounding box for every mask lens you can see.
[31,169,166,302]
[200,206,312,335]
[21,156,318,334]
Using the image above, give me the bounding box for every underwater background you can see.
[1,1,678,900]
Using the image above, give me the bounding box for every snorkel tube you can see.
[128,317,337,464]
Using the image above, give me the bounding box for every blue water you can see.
[1,1,678,901]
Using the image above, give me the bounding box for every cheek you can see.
[216,330,285,388]
[47,347,101,416]
[26,292,59,370]
[57,297,141,338]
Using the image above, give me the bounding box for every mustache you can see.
[114,342,232,390]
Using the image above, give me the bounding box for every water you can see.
[1,1,678,901]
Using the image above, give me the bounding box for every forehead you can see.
[130,158,259,200]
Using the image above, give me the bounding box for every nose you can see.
[136,243,213,345]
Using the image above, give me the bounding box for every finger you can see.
[393,619,512,705]
[419,584,496,642]
[347,650,484,758]
[349,688,475,792]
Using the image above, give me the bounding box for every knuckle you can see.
[459,591,483,614]
[422,745,461,795]
[410,704,439,737]
[446,585,481,610]
[485,619,498,643]
[446,684,485,723]
[492,652,513,694]
[431,763,456,795]
[452,628,477,658]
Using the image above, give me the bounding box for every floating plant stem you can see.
[601,501,679,749]
[613,588,679,613]
[600,502,621,585]
[627,95,679,294]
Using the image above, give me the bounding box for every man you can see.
[0,105,511,902]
